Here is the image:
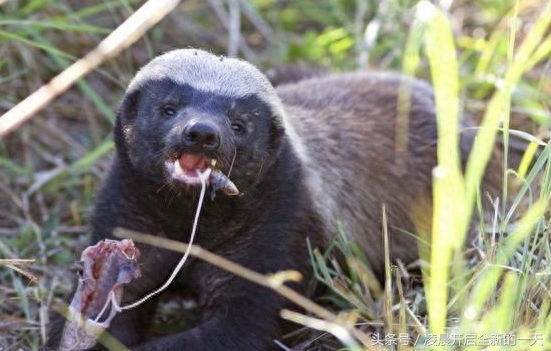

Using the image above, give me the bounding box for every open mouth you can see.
[165,153,216,185]
[164,153,240,197]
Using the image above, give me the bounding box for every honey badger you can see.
[45,49,495,350]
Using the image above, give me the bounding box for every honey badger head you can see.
[114,49,290,194]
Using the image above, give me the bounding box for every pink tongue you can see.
[179,154,203,171]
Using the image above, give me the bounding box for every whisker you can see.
[227,146,237,178]
[255,161,265,184]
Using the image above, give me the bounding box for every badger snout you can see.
[182,120,221,153]
[163,118,226,186]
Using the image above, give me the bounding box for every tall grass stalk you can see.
[459,0,551,329]
[465,1,551,216]
[414,1,466,335]
[418,0,551,342]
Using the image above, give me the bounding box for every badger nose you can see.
[182,121,221,151]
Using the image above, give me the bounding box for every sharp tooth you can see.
[210,159,217,167]
[174,159,184,175]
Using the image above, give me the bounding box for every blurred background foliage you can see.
[0,0,550,350]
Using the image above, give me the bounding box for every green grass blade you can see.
[0,20,109,34]
[418,0,466,335]
[20,26,116,123]
[526,34,551,70]
[70,140,114,172]
[465,1,551,216]
[461,198,548,329]
[0,29,74,59]
[0,157,32,177]
[20,0,54,15]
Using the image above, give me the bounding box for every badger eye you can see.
[161,105,177,117]
[231,122,246,134]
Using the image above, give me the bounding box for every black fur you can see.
[44,50,318,351]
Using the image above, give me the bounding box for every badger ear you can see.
[116,88,141,122]
[270,116,285,137]
[268,113,286,151]
[113,88,141,150]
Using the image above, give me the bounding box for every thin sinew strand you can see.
[120,168,210,311]
[93,290,118,325]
